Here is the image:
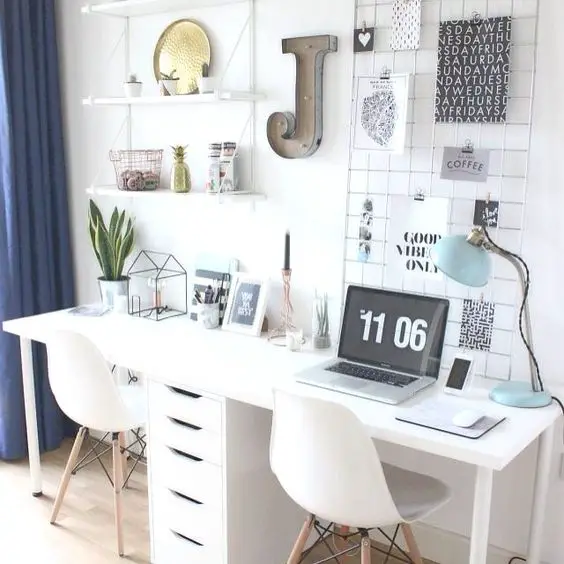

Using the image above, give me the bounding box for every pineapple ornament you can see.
[170,145,191,193]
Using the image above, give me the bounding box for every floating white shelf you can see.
[82,0,248,18]
[87,186,266,204]
[83,91,264,107]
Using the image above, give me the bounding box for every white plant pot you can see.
[160,79,179,96]
[198,77,216,94]
[124,82,143,97]
[98,277,129,309]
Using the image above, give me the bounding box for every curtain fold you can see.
[0,0,75,459]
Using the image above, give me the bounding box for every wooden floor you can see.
[0,439,432,564]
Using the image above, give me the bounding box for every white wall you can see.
[58,0,352,338]
[56,0,564,562]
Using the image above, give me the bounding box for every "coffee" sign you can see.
[440,147,491,183]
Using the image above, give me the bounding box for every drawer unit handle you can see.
[168,417,202,431]
[167,386,202,399]
[170,489,203,505]
[171,530,203,546]
[169,446,203,463]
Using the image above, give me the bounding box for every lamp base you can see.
[489,381,552,408]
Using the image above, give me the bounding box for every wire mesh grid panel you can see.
[344,0,539,380]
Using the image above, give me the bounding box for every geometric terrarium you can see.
[127,251,187,321]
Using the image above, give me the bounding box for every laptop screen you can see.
[339,286,449,378]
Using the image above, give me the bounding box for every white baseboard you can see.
[371,523,530,564]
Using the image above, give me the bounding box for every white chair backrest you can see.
[270,389,402,529]
[46,330,135,433]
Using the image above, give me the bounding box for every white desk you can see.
[3,309,560,564]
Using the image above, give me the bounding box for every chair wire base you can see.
[71,428,147,489]
[299,519,417,564]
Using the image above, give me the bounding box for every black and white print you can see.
[385,196,449,279]
[473,199,499,228]
[354,27,375,53]
[354,75,410,153]
[435,17,512,123]
[391,0,421,51]
[191,269,232,324]
[358,198,374,263]
[459,299,495,351]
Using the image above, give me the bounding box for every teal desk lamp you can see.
[430,227,552,408]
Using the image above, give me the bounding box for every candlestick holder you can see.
[269,269,296,345]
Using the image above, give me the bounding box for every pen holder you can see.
[197,303,220,329]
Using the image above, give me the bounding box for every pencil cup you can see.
[197,303,220,329]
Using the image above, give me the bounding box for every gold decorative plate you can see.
[153,19,211,95]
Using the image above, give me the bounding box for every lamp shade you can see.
[430,235,491,287]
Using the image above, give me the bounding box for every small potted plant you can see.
[124,73,143,97]
[312,290,331,349]
[159,70,179,96]
[88,200,135,308]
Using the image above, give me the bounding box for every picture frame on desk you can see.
[222,273,269,337]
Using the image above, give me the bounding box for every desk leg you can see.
[20,337,42,496]
[469,466,493,564]
[527,424,554,564]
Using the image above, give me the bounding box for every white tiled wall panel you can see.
[345,0,538,379]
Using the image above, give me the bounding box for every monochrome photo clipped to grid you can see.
[344,0,539,381]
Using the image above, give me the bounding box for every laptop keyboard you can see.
[326,362,417,388]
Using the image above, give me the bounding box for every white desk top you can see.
[4,309,560,471]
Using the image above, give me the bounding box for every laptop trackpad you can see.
[332,376,367,390]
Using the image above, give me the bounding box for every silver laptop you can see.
[297,286,450,405]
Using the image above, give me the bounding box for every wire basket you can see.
[110,150,163,191]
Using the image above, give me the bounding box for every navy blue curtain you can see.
[0,0,75,459]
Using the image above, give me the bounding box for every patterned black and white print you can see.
[435,17,512,123]
[391,0,421,51]
[360,85,398,147]
[354,75,410,152]
[459,299,495,351]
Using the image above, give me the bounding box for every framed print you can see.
[222,273,270,336]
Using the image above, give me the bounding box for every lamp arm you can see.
[489,248,539,391]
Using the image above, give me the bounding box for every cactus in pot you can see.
[88,199,135,308]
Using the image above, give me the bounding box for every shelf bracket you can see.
[88,117,129,191]
[219,12,251,90]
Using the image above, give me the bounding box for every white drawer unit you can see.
[148,382,302,564]
[150,443,223,508]
[152,486,223,547]
[152,523,222,564]
[150,382,222,433]
[150,412,222,466]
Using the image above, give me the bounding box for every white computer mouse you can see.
[452,409,484,428]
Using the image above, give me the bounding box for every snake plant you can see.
[88,199,135,281]
[314,291,329,337]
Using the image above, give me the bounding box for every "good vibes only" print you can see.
[435,16,512,123]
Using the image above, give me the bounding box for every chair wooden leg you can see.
[333,524,350,554]
[360,534,371,564]
[112,434,125,557]
[50,426,87,524]
[118,432,128,485]
[401,524,424,564]
[287,514,315,564]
